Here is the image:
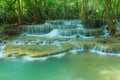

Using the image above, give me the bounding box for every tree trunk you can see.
[82,0,89,19]
[104,0,116,36]
[17,0,22,24]
[33,0,38,24]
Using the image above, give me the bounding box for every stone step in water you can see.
[20,24,82,35]
[82,19,106,29]
[60,29,103,37]
[45,20,82,25]
[20,24,52,34]
[3,42,120,58]
[20,27,103,37]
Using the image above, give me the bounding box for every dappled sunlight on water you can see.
[99,69,120,80]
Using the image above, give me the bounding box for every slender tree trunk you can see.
[45,0,49,20]
[17,0,22,24]
[104,0,116,36]
[82,0,89,19]
[33,0,38,23]
[38,0,45,21]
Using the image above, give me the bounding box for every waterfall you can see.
[45,20,82,25]
[90,45,120,56]
[117,22,120,31]
[90,46,108,55]
[102,22,120,36]
[20,20,104,38]
[47,29,60,38]
[0,45,6,58]
[77,24,84,29]
[102,25,110,36]
[52,24,78,29]
[60,29,103,37]
[1,20,120,60]
[20,24,53,35]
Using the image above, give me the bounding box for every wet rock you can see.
[84,44,91,52]
[76,35,80,38]
[115,31,120,37]
[4,29,19,36]
[0,40,2,43]
[82,19,106,29]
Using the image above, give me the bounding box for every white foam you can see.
[91,49,120,57]
[90,46,108,55]
[77,24,84,29]
[23,29,60,38]
[0,45,6,58]
[50,53,67,58]
[64,21,71,25]
[69,50,78,54]
[22,52,67,61]
[47,29,59,38]
[23,34,46,37]
[102,25,110,36]
[90,49,107,56]
[108,53,120,57]
[22,56,48,61]
[90,46,120,57]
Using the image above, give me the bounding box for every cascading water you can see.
[20,24,53,35]
[102,25,110,36]
[1,20,120,60]
[0,45,5,58]
[90,45,108,55]
[1,20,120,80]
[0,46,3,57]
[47,29,60,38]
[22,52,67,61]
[90,45,120,56]
[20,20,105,38]
[117,22,120,31]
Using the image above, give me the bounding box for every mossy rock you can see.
[3,43,75,58]
[97,39,107,43]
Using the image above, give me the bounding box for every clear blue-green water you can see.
[0,53,120,80]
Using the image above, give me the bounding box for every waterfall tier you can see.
[45,20,82,25]
[60,29,103,36]
[0,20,120,59]
[20,20,105,38]
[3,42,120,58]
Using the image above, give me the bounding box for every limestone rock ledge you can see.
[3,43,120,58]
[3,43,74,58]
[2,37,120,58]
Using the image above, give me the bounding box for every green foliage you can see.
[0,26,5,34]
[0,25,8,34]
[97,39,107,44]
[0,0,119,24]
